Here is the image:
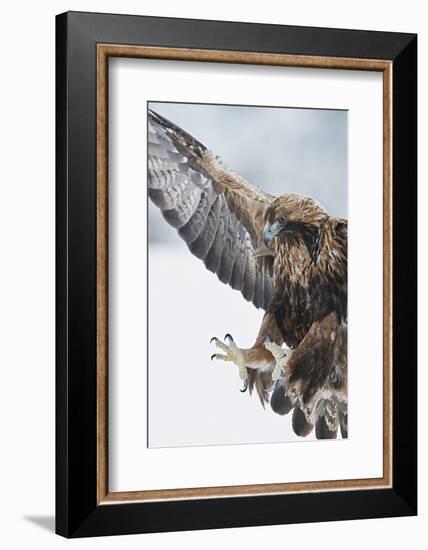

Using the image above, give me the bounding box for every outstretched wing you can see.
[148,109,275,310]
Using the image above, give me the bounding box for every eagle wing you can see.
[148,109,275,310]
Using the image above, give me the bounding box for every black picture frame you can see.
[56,11,417,538]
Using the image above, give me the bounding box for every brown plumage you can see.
[148,109,347,439]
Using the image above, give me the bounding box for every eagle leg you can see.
[210,311,285,394]
[263,339,291,382]
[210,333,277,392]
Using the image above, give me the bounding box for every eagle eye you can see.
[278,216,287,224]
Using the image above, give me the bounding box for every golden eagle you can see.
[148,109,347,440]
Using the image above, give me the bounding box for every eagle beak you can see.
[263,224,274,248]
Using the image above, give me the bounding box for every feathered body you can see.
[266,195,347,347]
[257,196,348,436]
[148,109,348,439]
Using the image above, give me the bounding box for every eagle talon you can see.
[210,334,248,388]
[210,336,218,344]
[240,379,248,393]
[264,340,291,382]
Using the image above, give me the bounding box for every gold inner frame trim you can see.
[96,44,393,505]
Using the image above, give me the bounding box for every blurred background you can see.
[148,102,348,448]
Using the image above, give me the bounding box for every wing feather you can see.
[189,196,222,260]
[178,187,217,243]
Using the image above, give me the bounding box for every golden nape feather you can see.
[148,109,347,440]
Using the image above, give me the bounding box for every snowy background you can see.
[148,102,347,447]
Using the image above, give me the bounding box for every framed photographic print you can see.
[56,11,417,538]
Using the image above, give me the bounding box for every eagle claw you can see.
[240,379,249,393]
[264,340,291,382]
[210,334,248,387]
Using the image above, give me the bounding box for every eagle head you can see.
[263,193,327,248]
